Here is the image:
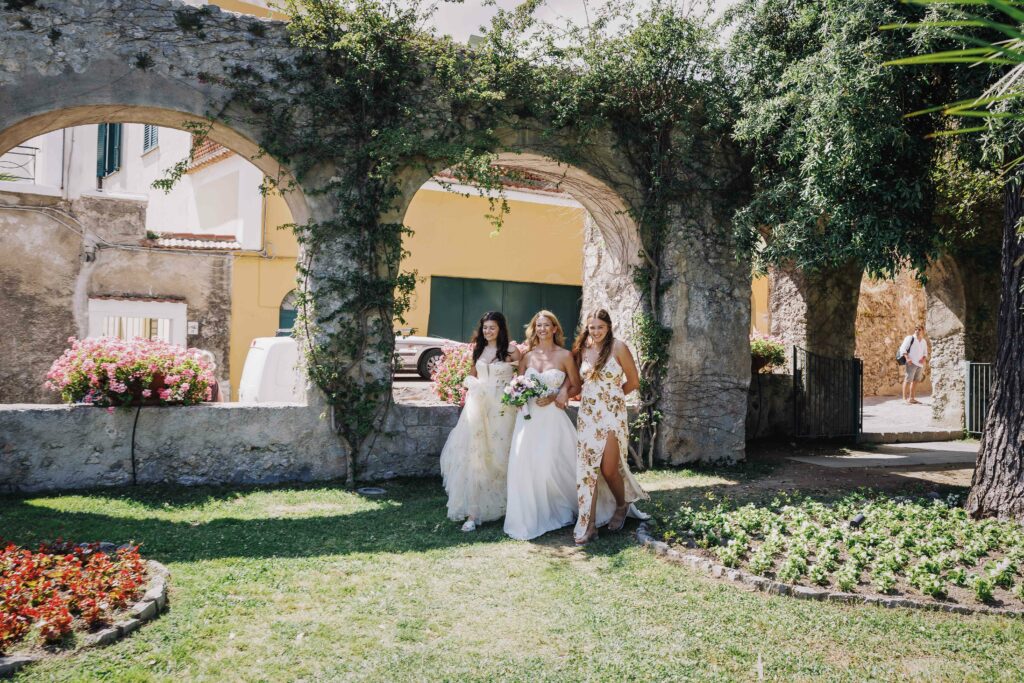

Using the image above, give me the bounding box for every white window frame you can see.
[143,124,159,154]
[87,298,187,346]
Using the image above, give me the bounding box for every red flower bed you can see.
[0,542,148,654]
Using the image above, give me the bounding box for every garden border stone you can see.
[636,522,1024,619]
[0,559,169,679]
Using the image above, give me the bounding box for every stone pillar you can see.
[768,261,863,360]
[925,244,1000,427]
[657,202,751,465]
[925,256,967,427]
[580,213,642,350]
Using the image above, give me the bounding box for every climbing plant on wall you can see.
[485,0,739,468]
[167,0,737,477]
[206,0,510,484]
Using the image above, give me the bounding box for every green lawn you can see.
[3,468,1024,681]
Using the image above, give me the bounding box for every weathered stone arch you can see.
[0,0,752,466]
[924,236,1001,429]
[0,3,311,224]
[924,255,968,426]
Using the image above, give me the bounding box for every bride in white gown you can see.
[504,310,584,541]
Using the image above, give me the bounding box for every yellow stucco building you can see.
[226,183,589,392]
[400,183,587,343]
[226,183,773,392]
[214,0,770,394]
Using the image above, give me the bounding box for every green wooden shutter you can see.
[279,290,297,332]
[502,281,543,344]
[96,123,123,177]
[96,124,107,178]
[427,276,583,345]
[108,124,122,175]
[540,284,583,346]
[427,277,465,341]
[462,279,503,341]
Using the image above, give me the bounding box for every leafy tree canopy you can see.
[727,0,1001,278]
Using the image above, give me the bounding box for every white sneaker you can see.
[461,519,477,532]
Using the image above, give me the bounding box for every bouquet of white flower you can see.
[501,374,549,419]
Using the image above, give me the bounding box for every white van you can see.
[238,337,304,403]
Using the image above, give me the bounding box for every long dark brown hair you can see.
[471,311,511,363]
[572,309,614,376]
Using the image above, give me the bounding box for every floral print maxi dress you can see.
[574,356,649,539]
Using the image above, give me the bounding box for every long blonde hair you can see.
[572,309,614,377]
[524,310,566,349]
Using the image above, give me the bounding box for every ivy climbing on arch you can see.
[184,0,739,478]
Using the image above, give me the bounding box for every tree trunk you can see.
[966,179,1024,519]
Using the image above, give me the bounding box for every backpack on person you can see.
[895,335,914,366]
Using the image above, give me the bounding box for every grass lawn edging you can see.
[635,522,1024,619]
[0,559,170,679]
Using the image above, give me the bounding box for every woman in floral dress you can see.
[571,309,649,544]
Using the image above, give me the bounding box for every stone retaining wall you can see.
[2,389,791,494]
[0,402,458,494]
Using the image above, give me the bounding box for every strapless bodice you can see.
[475,360,516,383]
[525,367,566,396]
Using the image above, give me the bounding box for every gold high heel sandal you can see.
[607,503,630,532]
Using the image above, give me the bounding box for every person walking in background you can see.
[898,325,929,405]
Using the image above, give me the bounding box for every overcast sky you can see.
[428,0,736,43]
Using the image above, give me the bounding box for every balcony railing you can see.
[0,145,38,182]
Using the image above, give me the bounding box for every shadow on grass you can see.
[0,473,738,565]
[0,479,520,563]
[0,452,972,565]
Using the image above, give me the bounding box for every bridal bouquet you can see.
[501,375,549,419]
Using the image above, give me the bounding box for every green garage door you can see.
[428,276,582,346]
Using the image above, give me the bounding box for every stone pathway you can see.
[787,440,978,469]
[861,395,961,443]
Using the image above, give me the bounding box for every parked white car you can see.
[238,337,304,403]
[394,334,458,380]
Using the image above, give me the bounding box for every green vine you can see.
[209,0,509,484]
[163,0,736,478]
[484,0,737,468]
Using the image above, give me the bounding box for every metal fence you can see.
[965,361,994,436]
[793,346,863,441]
[0,145,37,182]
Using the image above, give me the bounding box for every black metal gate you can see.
[965,361,994,436]
[793,346,863,440]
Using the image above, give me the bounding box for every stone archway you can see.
[924,246,1001,428]
[0,0,752,467]
[924,255,968,426]
[490,152,643,345]
[396,145,750,465]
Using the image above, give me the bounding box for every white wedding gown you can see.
[439,360,517,523]
[503,368,580,541]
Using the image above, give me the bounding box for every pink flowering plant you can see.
[432,343,473,406]
[750,331,787,373]
[46,337,216,406]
